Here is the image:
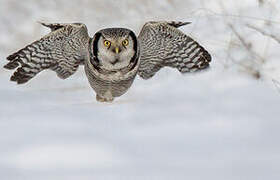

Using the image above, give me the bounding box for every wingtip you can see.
[10,74,17,82]
[7,53,17,61]
[10,71,29,85]
[180,21,192,25]
[36,21,48,27]
[38,21,51,28]
[4,61,19,70]
[168,21,192,28]
[37,20,44,25]
[182,22,192,26]
[5,52,21,69]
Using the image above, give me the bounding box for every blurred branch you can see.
[246,24,280,44]
[272,79,280,94]
[228,23,266,64]
[228,55,261,79]
[226,23,272,79]
[258,0,264,6]
[228,24,252,50]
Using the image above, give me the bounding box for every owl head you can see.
[90,28,139,71]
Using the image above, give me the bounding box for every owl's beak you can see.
[115,47,120,54]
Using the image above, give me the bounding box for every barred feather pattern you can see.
[137,21,211,79]
[84,60,138,101]
[4,23,90,84]
[84,35,140,102]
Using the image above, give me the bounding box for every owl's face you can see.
[92,28,138,71]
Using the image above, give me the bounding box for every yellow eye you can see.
[104,40,111,47]
[122,39,129,46]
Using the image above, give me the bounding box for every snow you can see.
[0,0,280,180]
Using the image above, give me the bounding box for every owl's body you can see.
[84,62,138,102]
[4,21,211,102]
[85,28,140,102]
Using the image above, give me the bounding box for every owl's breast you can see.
[84,59,139,98]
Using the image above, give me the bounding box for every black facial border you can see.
[90,32,102,70]
[129,31,139,70]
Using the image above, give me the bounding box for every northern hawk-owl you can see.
[4,21,211,102]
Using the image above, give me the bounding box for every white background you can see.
[0,0,280,179]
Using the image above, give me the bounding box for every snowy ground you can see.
[0,0,280,180]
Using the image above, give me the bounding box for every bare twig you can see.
[258,0,264,6]
[228,23,266,64]
[228,24,252,49]
[228,55,261,79]
[247,24,280,44]
[226,23,269,79]
[272,79,280,94]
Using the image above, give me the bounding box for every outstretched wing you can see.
[137,21,211,79]
[4,22,90,84]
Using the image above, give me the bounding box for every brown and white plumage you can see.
[4,21,211,102]
[4,22,89,84]
[137,21,211,79]
[85,28,140,102]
